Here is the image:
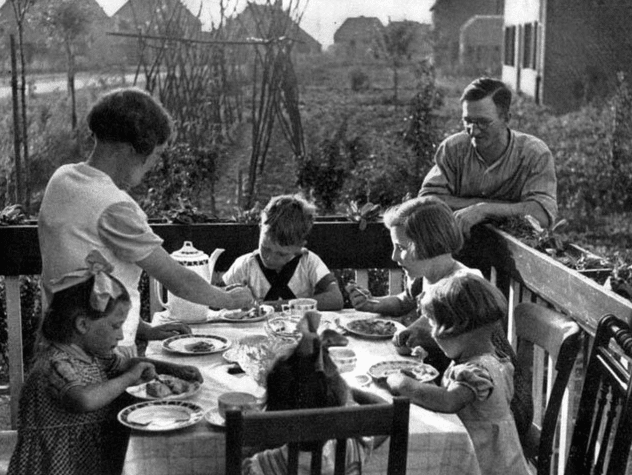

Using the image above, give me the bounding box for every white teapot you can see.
[154,241,224,322]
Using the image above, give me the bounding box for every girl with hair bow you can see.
[8,251,203,475]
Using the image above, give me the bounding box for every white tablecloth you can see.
[122,310,481,475]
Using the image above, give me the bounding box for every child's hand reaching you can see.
[345,282,377,311]
[128,361,157,386]
[169,365,204,383]
[385,371,416,396]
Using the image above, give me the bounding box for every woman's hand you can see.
[145,322,192,341]
[225,286,255,309]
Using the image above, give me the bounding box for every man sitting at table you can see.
[223,194,344,311]
[419,77,558,237]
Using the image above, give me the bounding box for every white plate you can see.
[342,318,398,339]
[161,305,274,324]
[214,305,273,323]
[368,360,439,383]
[204,407,226,429]
[162,334,231,355]
[126,375,201,401]
[118,400,204,432]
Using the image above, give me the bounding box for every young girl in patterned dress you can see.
[8,251,202,475]
[385,272,531,475]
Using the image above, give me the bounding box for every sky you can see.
[93,0,435,48]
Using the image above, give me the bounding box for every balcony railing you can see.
[2,221,632,473]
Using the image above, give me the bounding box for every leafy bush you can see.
[349,68,370,92]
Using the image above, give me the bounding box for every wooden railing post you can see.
[5,276,24,429]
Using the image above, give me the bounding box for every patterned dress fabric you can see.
[8,343,131,475]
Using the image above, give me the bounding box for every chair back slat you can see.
[225,397,410,475]
[565,314,632,475]
[513,303,582,475]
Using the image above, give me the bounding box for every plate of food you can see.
[264,316,301,340]
[209,305,274,323]
[342,318,398,339]
[368,360,439,384]
[126,375,201,401]
[118,400,204,432]
[162,334,231,355]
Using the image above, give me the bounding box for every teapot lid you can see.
[171,241,209,262]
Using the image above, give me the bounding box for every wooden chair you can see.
[225,396,410,475]
[514,303,582,475]
[565,314,632,475]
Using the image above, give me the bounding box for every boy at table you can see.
[223,194,344,310]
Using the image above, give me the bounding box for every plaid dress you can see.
[8,343,131,475]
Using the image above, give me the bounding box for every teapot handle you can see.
[208,248,225,283]
[153,279,168,309]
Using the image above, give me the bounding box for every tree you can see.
[379,21,418,103]
[37,0,93,129]
[8,0,36,209]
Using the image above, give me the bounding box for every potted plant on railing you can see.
[498,215,614,285]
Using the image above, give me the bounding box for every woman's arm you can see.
[138,247,254,309]
[386,373,474,413]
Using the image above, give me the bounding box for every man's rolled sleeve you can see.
[521,149,558,224]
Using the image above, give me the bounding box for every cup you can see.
[288,298,317,317]
[217,392,263,419]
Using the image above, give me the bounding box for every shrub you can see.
[349,68,370,92]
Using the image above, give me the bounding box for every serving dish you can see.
[118,400,204,432]
[162,334,231,355]
[342,318,398,339]
[368,360,439,383]
[126,375,201,401]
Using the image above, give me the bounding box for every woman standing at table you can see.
[346,196,533,439]
[38,87,254,357]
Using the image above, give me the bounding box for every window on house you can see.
[504,26,516,66]
[522,22,538,69]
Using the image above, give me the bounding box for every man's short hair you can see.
[460,77,512,119]
[383,196,463,260]
[260,194,317,246]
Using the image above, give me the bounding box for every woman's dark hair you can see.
[41,276,130,344]
[87,87,173,156]
[383,196,463,259]
[460,77,512,120]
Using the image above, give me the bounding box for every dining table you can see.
[121,309,482,475]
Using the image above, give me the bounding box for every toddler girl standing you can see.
[386,272,530,475]
[9,251,202,475]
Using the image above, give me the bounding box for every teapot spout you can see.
[208,248,225,281]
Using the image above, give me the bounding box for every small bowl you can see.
[328,347,357,373]
[264,316,301,340]
[217,392,265,419]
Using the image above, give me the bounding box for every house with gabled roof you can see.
[430,0,503,69]
[333,16,384,57]
[222,2,321,55]
[503,0,632,112]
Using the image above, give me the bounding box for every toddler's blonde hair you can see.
[421,272,507,338]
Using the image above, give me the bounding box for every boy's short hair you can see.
[421,272,507,338]
[383,196,463,259]
[87,87,173,156]
[260,194,317,246]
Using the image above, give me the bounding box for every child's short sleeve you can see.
[446,362,494,401]
[49,357,87,400]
